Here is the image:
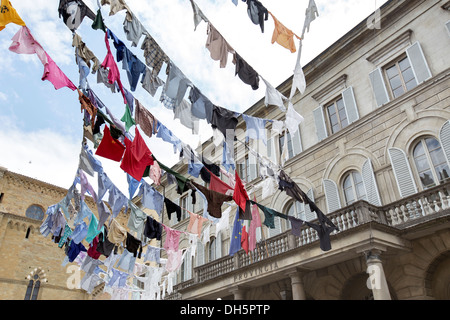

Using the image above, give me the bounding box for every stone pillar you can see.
[230,286,247,300]
[365,250,391,300]
[287,270,306,300]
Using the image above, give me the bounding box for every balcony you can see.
[166,181,450,299]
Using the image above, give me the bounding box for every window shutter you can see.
[268,216,282,237]
[323,179,342,213]
[342,86,360,124]
[216,230,222,258]
[388,147,418,198]
[361,158,382,206]
[196,240,204,266]
[369,68,390,107]
[313,106,328,142]
[267,137,278,165]
[292,125,303,156]
[304,188,316,221]
[446,20,450,37]
[406,42,432,85]
[439,120,450,167]
[249,151,258,181]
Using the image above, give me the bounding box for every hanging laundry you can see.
[222,140,236,172]
[164,197,182,222]
[85,211,104,244]
[95,125,125,162]
[141,33,169,77]
[163,61,193,107]
[157,160,189,194]
[120,127,154,181]
[123,12,145,47]
[188,86,214,123]
[102,31,126,104]
[144,245,162,264]
[205,22,235,68]
[155,122,182,154]
[233,52,259,90]
[120,104,136,132]
[285,102,304,135]
[215,206,231,237]
[87,236,102,259]
[242,114,267,145]
[211,105,239,142]
[261,77,287,112]
[97,201,112,231]
[229,208,244,256]
[277,170,305,204]
[91,9,106,32]
[138,181,164,215]
[233,171,249,213]
[241,225,249,254]
[187,212,208,238]
[189,0,208,31]
[107,219,127,246]
[42,52,77,91]
[67,240,87,263]
[134,99,157,138]
[78,89,97,128]
[141,67,164,97]
[174,99,199,135]
[76,52,90,89]
[248,196,262,252]
[163,225,184,252]
[289,216,305,238]
[209,168,234,195]
[165,250,185,273]
[72,33,100,73]
[0,0,25,31]
[147,161,162,185]
[8,26,46,63]
[127,201,148,239]
[271,119,284,135]
[268,12,301,53]
[250,200,288,229]
[127,173,141,199]
[244,0,268,33]
[100,0,132,21]
[192,181,233,219]
[58,0,95,31]
[302,0,319,36]
[78,168,98,203]
[143,216,162,241]
[71,221,88,244]
[108,185,128,219]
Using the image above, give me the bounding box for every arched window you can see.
[25,205,45,221]
[412,137,450,189]
[342,171,367,206]
[24,274,41,300]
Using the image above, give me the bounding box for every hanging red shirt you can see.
[120,127,154,181]
[95,125,125,162]
[233,171,249,212]
[241,225,249,254]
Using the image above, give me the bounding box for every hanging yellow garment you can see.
[0,0,26,31]
[269,11,301,53]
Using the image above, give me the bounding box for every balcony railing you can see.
[165,181,450,299]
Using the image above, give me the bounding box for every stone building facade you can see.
[158,0,450,300]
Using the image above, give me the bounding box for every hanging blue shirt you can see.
[242,114,267,145]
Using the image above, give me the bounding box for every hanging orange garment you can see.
[269,11,301,53]
[0,0,26,31]
[78,89,97,127]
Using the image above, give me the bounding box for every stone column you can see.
[287,269,306,300]
[230,286,247,300]
[365,250,391,300]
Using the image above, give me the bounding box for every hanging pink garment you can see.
[187,212,208,238]
[162,225,183,252]
[101,31,126,103]
[249,195,262,252]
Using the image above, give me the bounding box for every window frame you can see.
[410,136,450,190]
[324,95,349,135]
[382,54,418,100]
[341,170,368,206]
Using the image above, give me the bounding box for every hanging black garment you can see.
[234,52,259,90]
[244,0,268,32]
[58,0,96,31]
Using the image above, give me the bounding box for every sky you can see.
[0,0,388,197]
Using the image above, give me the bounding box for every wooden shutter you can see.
[362,158,382,206]
[406,42,432,85]
[323,179,342,213]
[313,106,328,142]
[439,120,450,167]
[267,137,278,165]
[342,86,360,124]
[216,230,222,258]
[292,125,303,156]
[369,68,390,107]
[388,148,418,198]
[304,188,316,221]
[446,20,450,37]
[268,217,282,237]
[196,240,204,266]
[249,151,258,181]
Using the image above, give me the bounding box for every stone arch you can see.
[384,110,450,164]
[424,250,450,299]
[322,147,381,184]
